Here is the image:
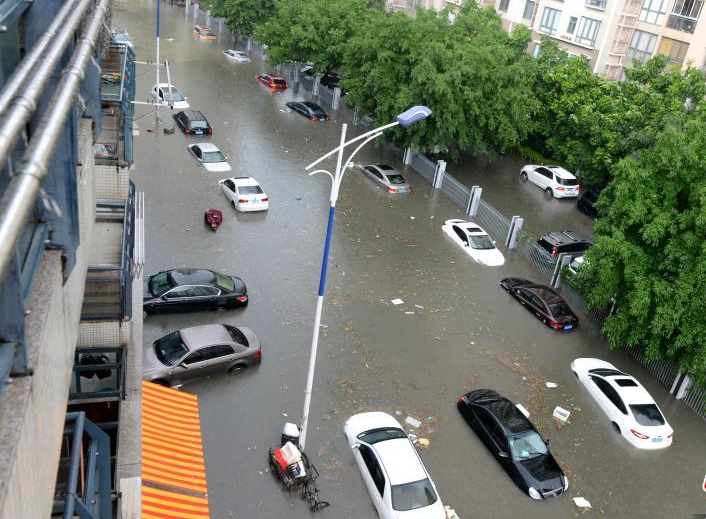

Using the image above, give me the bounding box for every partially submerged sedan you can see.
[499,277,578,330]
[285,101,329,121]
[344,412,446,519]
[571,358,673,449]
[442,219,505,266]
[358,164,411,194]
[143,324,261,387]
[218,176,269,212]
[187,142,231,172]
[458,390,568,499]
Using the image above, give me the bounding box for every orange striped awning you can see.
[142,381,210,518]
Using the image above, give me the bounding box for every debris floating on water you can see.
[391,298,404,305]
[405,416,421,428]
[573,497,591,508]
[545,382,558,388]
[553,406,570,422]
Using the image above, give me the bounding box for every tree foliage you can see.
[573,109,706,383]
[211,0,275,37]
[340,5,538,158]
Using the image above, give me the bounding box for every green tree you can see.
[341,5,538,158]
[573,110,706,384]
[211,0,274,37]
[255,0,369,72]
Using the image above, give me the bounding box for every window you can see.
[629,404,665,426]
[453,226,469,245]
[537,167,553,179]
[165,286,194,298]
[357,428,408,444]
[532,42,541,57]
[191,286,219,296]
[391,478,438,511]
[509,430,548,460]
[591,376,628,414]
[539,7,561,35]
[499,0,511,11]
[237,185,263,195]
[184,349,208,365]
[528,292,546,309]
[153,332,188,366]
[567,16,578,33]
[575,17,600,46]
[640,0,668,24]
[225,325,248,346]
[523,0,536,19]
[585,0,608,8]
[667,0,703,33]
[358,445,385,495]
[657,37,689,65]
[615,378,639,387]
[202,344,235,359]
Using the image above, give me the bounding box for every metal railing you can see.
[475,199,511,243]
[440,173,471,208]
[409,150,437,182]
[624,345,682,389]
[69,347,126,401]
[666,13,699,33]
[681,382,706,419]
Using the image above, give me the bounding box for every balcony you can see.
[666,13,699,32]
[585,0,607,9]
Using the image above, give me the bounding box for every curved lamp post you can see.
[297,106,432,451]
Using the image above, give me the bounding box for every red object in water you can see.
[204,208,223,231]
[273,448,288,470]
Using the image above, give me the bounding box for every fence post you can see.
[185,0,190,16]
[218,18,223,33]
[670,372,691,399]
[206,9,211,25]
[332,87,341,110]
[505,215,524,250]
[293,62,300,83]
[466,185,482,217]
[432,160,446,189]
[403,147,412,165]
[551,253,570,288]
[261,44,267,61]
[313,75,321,96]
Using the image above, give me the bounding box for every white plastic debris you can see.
[391,298,404,305]
[444,505,461,519]
[410,216,415,219]
[545,382,558,388]
[553,406,571,422]
[573,497,591,508]
[405,416,422,428]
[404,311,415,315]
[515,404,530,418]
[414,304,424,309]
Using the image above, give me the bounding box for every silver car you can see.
[143,324,261,386]
[358,164,411,194]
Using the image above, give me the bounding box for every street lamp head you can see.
[396,106,432,128]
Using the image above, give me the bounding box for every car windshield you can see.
[387,174,406,185]
[391,478,438,511]
[469,235,495,250]
[357,427,407,445]
[556,176,578,186]
[148,272,173,296]
[630,404,665,426]
[238,185,263,195]
[548,302,573,317]
[153,332,188,366]
[162,89,185,101]
[509,430,548,460]
[215,273,234,291]
[190,120,209,129]
[273,79,286,85]
[225,325,248,346]
[113,34,130,43]
[202,151,226,163]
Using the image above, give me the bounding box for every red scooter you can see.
[204,208,223,231]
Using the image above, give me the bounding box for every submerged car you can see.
[187,142,231,172]
[173,110,212,135]
[457,389,568,499]
[143,268,247,314]
[256,74,287,90]
[442,219,505,266]
[285,101,329,121]
[571,358,673,449]
[358,164,411,194]
[143,324,261,387]
[223,49,251,62]
[150,83,189,109]
[499,277,578,330]
[344,412,446,519]
[218,177,269,212]
[194,25,216,39]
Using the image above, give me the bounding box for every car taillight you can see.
[262,197,268,202]
[236,295,248,302]
[551,246,558,257]
[667,433,673,439]
[254,349,262,360]
[387,187,397,193]
[630,429,650,439]
[326,115,330,121]
[238,199,248,203]
[208,128,212,135]
[556,186,565,191]
[549,321,564,330]
[458,395,465,403]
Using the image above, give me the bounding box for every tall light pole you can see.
[296,106,432,451]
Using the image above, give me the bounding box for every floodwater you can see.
[116,2,706,518]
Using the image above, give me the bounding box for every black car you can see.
[457,389,568,499]
[302,68,341,88]
[172,110,212,135]
[499,277,578,330]
[536,230,592,259]
[144,269,247,314]
[285,101,330,122]
[577,189,600,218]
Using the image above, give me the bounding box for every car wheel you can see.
[611,422,621,434]
[152,379,169,387]
[229,364,246,373]
[520,171,528,181]
[545,187,554,198]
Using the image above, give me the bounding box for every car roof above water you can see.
[373,437,427,485]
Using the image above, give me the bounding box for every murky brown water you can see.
[117,2,706,518]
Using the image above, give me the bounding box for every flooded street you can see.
[116,2,706,518]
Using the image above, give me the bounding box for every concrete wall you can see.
[0,120,95,519]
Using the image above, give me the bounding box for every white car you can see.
[223,50,251,62]
[358,164,411,194]
[187,143,231,172]
[441,219,505,266]
[567,255,585,275]
[218,177,269,212]
[150,83,189,109]
[344,412,446,519]
[520,165,579,198]
[571,358,673,449]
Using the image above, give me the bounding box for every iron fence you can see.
[439,173,471,208]
[512,230,556,281]
[315,85,335,107]
[475,199,511,245]
[409,150,437,182]
[624,345,682,389]
[681,382,706,420]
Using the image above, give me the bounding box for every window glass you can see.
[567,16,577,34]
[592,377,627,413]
[498,0,510,11]
[358,445,385,495]
[165,286,194,298]
[154,332,189,366]
[193,146,202,158]
[215,273,235,291]
[575,17,600,46]
[387,174,406,184]
[213,344,235,357]
[509,430,548,460]
[453,226,468,244]
[202,151,226,163]
[529,293,546,309]
[184,349,208,364]
[191,286,219,296]
[238,185,264,195]
[190,120,209,130]
[357,428,408,444]
[522,0,535,19]
[539,7,561,35]
[549,302,573,317]
[627,30,657,62]
[273,79,286,85]
[615,378,638,387]
[556,176,578,186]
[657,37,689,65]
[162,89,185,102]
[469,235,495,250]
[149,272,174,296]
[630,404,665,426]
[538,167,552,178]
[225,325,249,346]
[391,478,438,511]
[639,0,668,24]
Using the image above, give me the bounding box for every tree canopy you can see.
[211,0,275,37]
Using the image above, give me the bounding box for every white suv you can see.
[521,165,579,198]
[344,412,446,519]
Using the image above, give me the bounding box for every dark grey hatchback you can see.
[144,268,247,314]
[457,389,568,499]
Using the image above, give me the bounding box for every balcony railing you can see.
[586,0,607,8]
[666,13,698,32]
[69,346,126,402]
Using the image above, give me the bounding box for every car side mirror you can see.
[161,296,167,301]
[544,439,550,446]
[408,434,418,444]
[498,451,509,458]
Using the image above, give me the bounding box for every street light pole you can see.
[296,106,432,451]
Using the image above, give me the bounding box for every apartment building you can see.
[0,1,142,518]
